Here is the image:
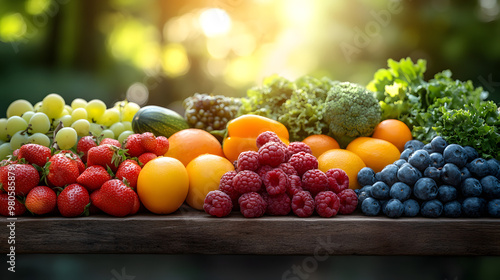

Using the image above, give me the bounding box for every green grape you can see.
[10,130,29,150]
[6,99,34,118]
[0,142,13,160]
[6,116,28,138]
[118,130,134,144]
[101,129,115,139]
[52,115,73,129]
[64,105,73,115]
[97,108,120,127]
[22,111,35,123]
[86,99,106,122]
[29,112,51,134]
[89,123,104,137]
[71,107,87,121]
[28,133,51,147]
[55,127,77,150]
[33,101,43,112]
[71,119,90,137]
[40,93,65,119]
[109,122,125,137]
[71,98,87,110]
[122,101,140,122]
[122,121,132,131]
[0,118,9,142]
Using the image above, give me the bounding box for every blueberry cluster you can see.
[355,136,500,218]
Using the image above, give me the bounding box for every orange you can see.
[302,134,340,158]
[164,128,225,166]
[185,154,235,210]
[137,156,189,214]
[317,149,366,189]
[371,119,412,152]
[346,137,401,173]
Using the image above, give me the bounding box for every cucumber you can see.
[132,105,189,138]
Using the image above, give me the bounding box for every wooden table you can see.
[1,205,499,255]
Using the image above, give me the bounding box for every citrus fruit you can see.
[371,119,413,152]
[317,149,366,189]
[185,154,235,210]
[302,134,340,158]
[164,128,225,166]
[346,137,401,173]
[137,156,189,214]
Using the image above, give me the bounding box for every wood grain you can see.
[1,206,499,255]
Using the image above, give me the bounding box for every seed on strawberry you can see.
[18,144,51,167]
[0,163,40,196]
[57,183,90,217]
[153,136,169,156]
[46,152,80,188]
[124,134,145,157]
[25,186,57,215]
[140,132,157,152]
[92,179,138,217]
[0,193,26,217]
[115,159,141,189]
[77,165,112,192]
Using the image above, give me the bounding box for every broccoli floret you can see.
[324,82,381,148]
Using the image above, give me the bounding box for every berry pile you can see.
[203,131,358,218]
[356,136,500,218]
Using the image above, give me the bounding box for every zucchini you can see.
[132,105,189,138]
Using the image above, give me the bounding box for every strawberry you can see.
[57,183,90,217]
[115,159,141,189]
[61,150,85,174]
[89,190,102,214]
[154,136,169,156]
[77,165,112,192]
[0,163,40,196]
[0,193,26,217]
[140,132,157,152]
[25,186,57,215]
[18,144,51,167]
[46,152,80,188]
[91,179,138,217]
[138,152,157,166]
[100,138,121,148]
[12,149,20,158]
[87,144,124,172]
[124,134,145,157]
[77,135,98,162]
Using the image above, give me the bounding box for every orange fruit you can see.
[317,149,366,189]
[164,128,225,166]
[137,156,189,214]
[185,154,235,210]
[371,119,413,152]
[302,134,340,158]
[346,137,401,173]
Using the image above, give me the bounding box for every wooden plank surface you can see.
[1,205,499,255]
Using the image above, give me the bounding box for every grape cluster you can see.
[183,93,241,132]
[356,136,500,218]
[0,94,140,159]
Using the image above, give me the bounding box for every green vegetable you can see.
[324,82,381,148]
[132,105,189,138]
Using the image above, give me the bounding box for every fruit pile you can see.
[357,136,500,218]
[203,131,358,218]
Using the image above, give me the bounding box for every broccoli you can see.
[324,82,382,148]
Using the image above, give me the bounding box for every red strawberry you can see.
[61,150,85,174]
[87,144,124,172]
[92,179,138,217]
[89,190,102,215]
[140,132,157,152]
[0,193,26,217]
[154,136,169,156]
[138,152,157,166]
[77,136,98,162]
[57,183,90,217]
[12,149,20,158]
[46,152,80,188]
[25,186,57,215]
[124,134,145,157]
[18,144,52,167]
[77,165,112,192]
[115,159,141,189]
[0,163,40,196]
[100,138,121,148]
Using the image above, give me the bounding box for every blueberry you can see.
[384,199,404,218]
[487,199,500,217]
[400,148,413,161]
[437,185,457,203]
[466,158,491,179]
[371,181,390,200]
[379,164,398,186]
[357,167,376,187]
[357,191,371,206]
[403,199,420,217]
[463,146,479,163]
[443,144,468,168]
[390,182,411,201]
[429,152,445,168]
[481,175,500,199]
[430,136,447,153]
[404,140,425,151]
[461,177,483,197]
[420,199,443,218]
[441,163,462,186]
[460,167,471,182]
[422,143,434,153]
[397,163,422,186]
[361,197,381,216]
[413,177,438,201]
[393,159,407,168]
[359,185,373,196]
[408,149,431,171]
[487,159,500,179]
[424,166,441,183]
[443,200,462,218]
[462,197,487,217]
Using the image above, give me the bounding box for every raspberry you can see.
[278,163,298,176]
[314,191,340,218]
[218,171,239,207]
[256,131,284,148]
[233,170,262,194]
[286,142,312,161]
[288,152,318,176]
[258,141,286,167]
[238,192,266,218]
[237,151,260,172]
[264,193,291,216]
[204,190,233,217]
[263,168,289,195]
[257,165,274,180]
[325,168,349,194]
[337,189,358,214]
[301,169,328,196]
[287,175,303,197]
[291,191,315,217]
